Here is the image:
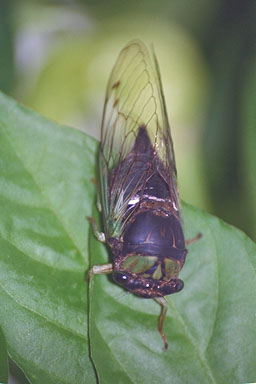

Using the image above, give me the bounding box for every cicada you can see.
[88,40,201,351]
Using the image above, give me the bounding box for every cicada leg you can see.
[186,232,202,246]
[154,297,168,351]
[86,263,113,281]
[87,216,106,243]
[96,195,102,213]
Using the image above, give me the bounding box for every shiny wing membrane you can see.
[100,40,180,237]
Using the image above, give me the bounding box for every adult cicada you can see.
[88,40,201,351]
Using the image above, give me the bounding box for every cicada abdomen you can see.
[88,40,201,351]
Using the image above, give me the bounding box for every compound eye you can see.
[161,279,184,296]
[113,272,128,286]
[145,280,153,289]
[175,279,184,292]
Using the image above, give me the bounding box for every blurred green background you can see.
[1,1,255,239]
[0,1,255,383]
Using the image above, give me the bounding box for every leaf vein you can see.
[0,277,86,342]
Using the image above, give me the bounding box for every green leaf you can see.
[0,326,8,384]
[0,91,96,383]
[89,205,256,384]
[1,90,256,384]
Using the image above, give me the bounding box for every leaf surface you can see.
[0,91,255,384]
[0,92,96,384]
[0,326,8,384]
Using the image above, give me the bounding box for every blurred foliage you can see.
[0,1,15,93]
[242,62,256,239]
[203,0,256,239]
[0,1,255,230]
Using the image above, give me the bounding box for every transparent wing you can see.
[99,40,180,237]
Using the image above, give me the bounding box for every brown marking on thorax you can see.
[160,227,166,237]
[145,231,153,243]
[139,199,178,218]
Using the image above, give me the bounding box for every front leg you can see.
[86,263,113,281]
[86,216,112,281]
[154,297,168,352]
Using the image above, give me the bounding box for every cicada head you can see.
[113,251,185,299]
[113,268,184,299]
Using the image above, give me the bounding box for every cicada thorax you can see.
[107,127,187,298]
